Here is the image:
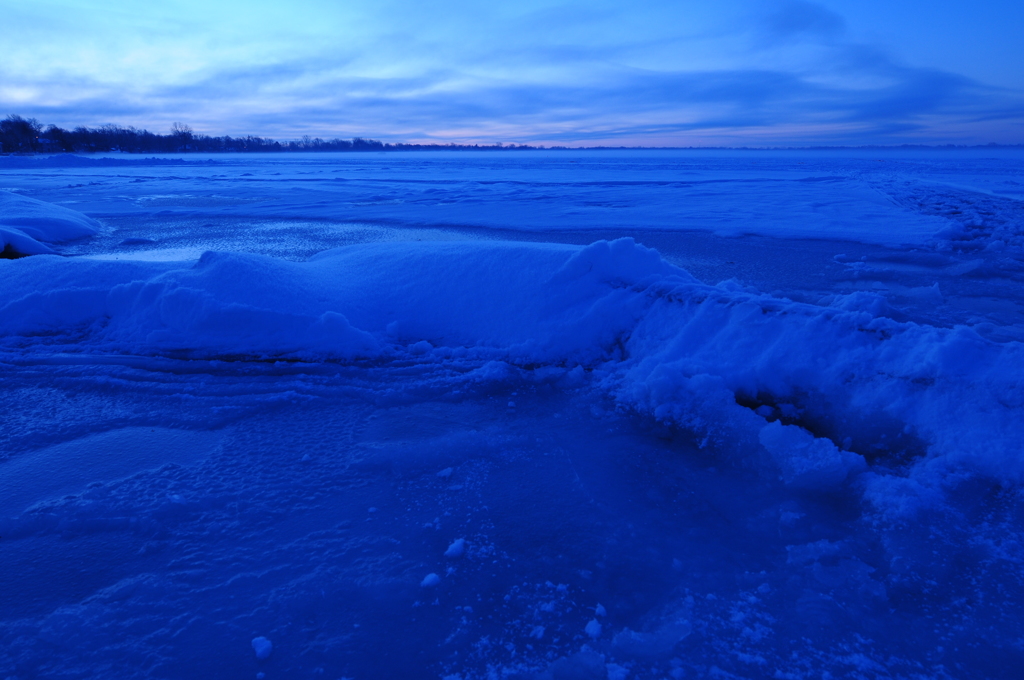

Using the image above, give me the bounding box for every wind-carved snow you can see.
[0,190,100,256]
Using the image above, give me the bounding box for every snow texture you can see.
[2,150,1023,680]
[2,236,1019,508]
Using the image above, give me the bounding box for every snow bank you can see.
[610,272,1024,509]
[1,238,690,362]
[0,191,99,255]
[2,238,1021,508]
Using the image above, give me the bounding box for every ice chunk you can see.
[421,573,441,587]
[827,291,893,317]
[546,650,608,679]
[759,421,866,489]
[612,620,692,660]
[467,360,513,383]
[584,618,602,638]
[251,636,273,660]
[444,539,466,558]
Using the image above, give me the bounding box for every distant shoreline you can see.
[3,143,1023,157]
[2,115,1022,155]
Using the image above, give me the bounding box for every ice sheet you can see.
[10,149,1022,249]
[2,151,1023,679]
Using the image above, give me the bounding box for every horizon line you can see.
[4,115,1023,154]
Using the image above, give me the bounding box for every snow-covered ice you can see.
[1,149,1023,679]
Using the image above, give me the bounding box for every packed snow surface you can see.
[1,150,1023,679]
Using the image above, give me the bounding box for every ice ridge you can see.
[1,237,1021,510]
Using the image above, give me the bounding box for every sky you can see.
[2,0,1023,146]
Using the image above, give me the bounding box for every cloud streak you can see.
[3,0,1022,145]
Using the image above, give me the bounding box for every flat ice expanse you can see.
[1,150,1023,679]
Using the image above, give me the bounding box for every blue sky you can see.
[2,0,1023,145]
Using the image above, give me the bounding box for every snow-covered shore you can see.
[2,151,1023,679]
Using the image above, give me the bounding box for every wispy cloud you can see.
[3,0,1022,145]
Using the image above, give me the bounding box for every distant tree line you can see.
[8,115,1016,154]
[0,115,539,154]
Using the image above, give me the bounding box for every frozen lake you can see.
[2,149,1023,679]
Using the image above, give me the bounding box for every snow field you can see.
[2,362,1016,679]
[3,151,1024,678]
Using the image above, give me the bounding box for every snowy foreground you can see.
[1,150,1023,680]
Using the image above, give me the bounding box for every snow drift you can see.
[1,238,1021,508]
[0,191,99,256]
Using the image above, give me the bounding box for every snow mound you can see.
[1,239,692,362]
[1,237,1022,507]
[0,191,100,256]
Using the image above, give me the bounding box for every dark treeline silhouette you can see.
[0,115,538,154]
[5,115,1020,154]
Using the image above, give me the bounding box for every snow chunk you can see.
[611,621,692,660]
[444,539,466,558]
[251,636,273,660]
[759,421,866,489]
[421,573,441,587]
[584,618,602,638]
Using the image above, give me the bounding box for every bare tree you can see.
[0,114,43,152]
[170,122,194,138]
